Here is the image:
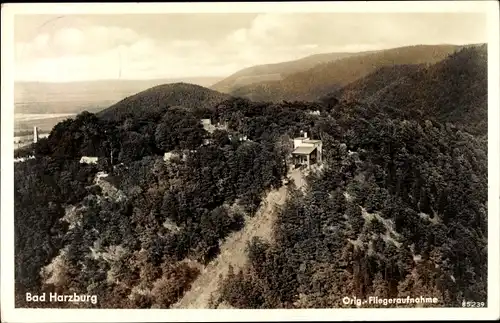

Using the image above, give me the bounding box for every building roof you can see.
[294,137,309,140]
[292,146,317,155]
[303,139,322,144]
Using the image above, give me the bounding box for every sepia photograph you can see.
[1,1,499,322]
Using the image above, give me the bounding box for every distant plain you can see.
[13,77,221,135]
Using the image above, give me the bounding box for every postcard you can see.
[1,1,499,322]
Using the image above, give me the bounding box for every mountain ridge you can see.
[210,50,381,94]
[229,44,465,102]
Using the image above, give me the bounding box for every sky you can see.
[14,12,488,82]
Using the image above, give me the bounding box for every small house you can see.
[200,119,216,133]
[164,151,182,161]
[291,132,323,168]
[80,156,99,164]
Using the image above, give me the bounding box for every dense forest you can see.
[324,45,488,137]
[213,101,487,308]
[14,97,320,308]
[14,44,487,308]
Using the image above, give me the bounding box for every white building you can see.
[164,151,180,161]
[14,155,35,163]
[201,119,216,133]
[291,132,323,168]
[200,118,228,134]
[80,156,99,164]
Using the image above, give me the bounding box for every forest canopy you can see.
[14,44,487,309]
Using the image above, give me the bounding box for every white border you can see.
[1,2,499,322]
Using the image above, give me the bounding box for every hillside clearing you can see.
[173,168,306,309]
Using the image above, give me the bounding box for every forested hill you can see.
[375,44,487,136]
[229,44,461,102]
[214,99,488,309]
[98,83,230,122]
[210,51,375,93]
[324,44,488,136]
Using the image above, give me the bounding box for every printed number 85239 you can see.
[462,300,486,307]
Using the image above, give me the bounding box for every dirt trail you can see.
[172,169,305,309]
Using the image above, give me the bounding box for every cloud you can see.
[34,33,50,50]
[14,28,238,81]
[15,19,270,82]
[216,12,487,70]
[14,13,487,82]
[218,14,336,68]
[171,40,206,48]
[225,14,303,47]
[15,24,140,60]
[52,27,86,55]
[227,28,247,43]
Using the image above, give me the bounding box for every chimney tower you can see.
[33,126,39,143]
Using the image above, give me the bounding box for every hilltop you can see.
[210,51,375,93]
[15,77,221,115]
[98,82,230,121]
[230,44,462,102]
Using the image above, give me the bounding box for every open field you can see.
[14,113,78,134]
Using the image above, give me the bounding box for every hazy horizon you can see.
[15,13,487,83]
[14,76,223,85]
[13,42,484,85]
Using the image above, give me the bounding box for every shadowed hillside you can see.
[324,44,487,136]
[374,45,487,136]
[98,83,231,121]
[327,64,427,102]
[231,45,461,102]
